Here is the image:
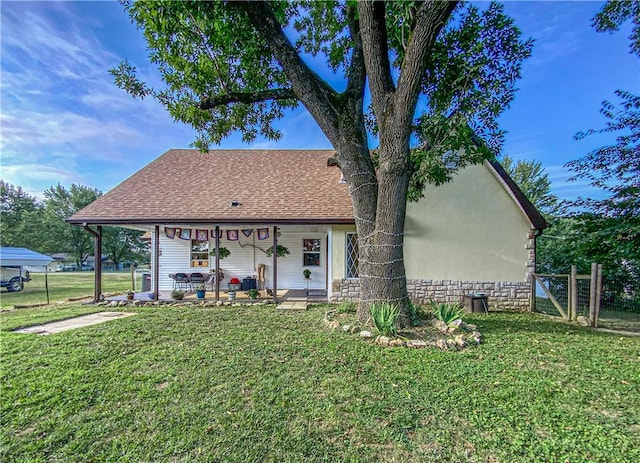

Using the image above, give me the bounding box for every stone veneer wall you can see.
[330,278,532,311]
[330,229,538,312]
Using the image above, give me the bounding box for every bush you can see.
[431,301,464,324]
[370,303,400,337]
[336,301,357,314]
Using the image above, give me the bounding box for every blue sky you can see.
[1,1,637,201]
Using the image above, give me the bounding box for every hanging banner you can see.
[257,228,269,240]
[211,229,221,239]
[179,228,192,240]
[226,230,239,241]
[241,229,253,237]
[165,227,176,239]
[195,229,208,241]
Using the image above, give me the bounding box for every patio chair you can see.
[189,272,205,290]
[174,272,190,291]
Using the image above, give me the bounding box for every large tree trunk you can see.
[352,142,412,328]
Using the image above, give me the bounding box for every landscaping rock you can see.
[108,301,119,307]
[435,339,448,350]
[409,339,427,348]
[342,324,352,332]
[454,334,466,348]
[326,320,340,330]
[448,319,463,331]
[389,339,405,347]
[433,319,448,333]
[350,325,361,334]
[359,330,373,339]
[463,323,478,331]
[376,336,391,346]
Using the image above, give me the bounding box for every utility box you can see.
[141,272,151,292]
[464,293,488,313]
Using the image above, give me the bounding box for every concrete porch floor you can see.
[108,288,328,304]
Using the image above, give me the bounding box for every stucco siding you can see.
[330,224,357,280]
[404,162,532,282]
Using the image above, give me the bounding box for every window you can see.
[303,239,321,266]
[346,233,359,278]
[191,240,209,267]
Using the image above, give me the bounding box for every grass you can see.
[1,305,639,462]
[0,272,137,309]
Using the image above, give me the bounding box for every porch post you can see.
[272,226,278,303]
[153,225,160,301]
[83,224,102,302]
[215,225,220,302]
[95,225,102,302]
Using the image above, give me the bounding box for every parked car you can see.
[0,267,31,292]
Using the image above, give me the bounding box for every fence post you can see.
[594,264,603,328]
[589,262,597,327]
[570,265,577,321]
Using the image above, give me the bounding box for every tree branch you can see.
[231,1,342,146]
[394,1,458,130]
[358,1,395,123]
[344,3,367,101]
[199,88,297,110]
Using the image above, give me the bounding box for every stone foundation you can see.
[330,278,531,311]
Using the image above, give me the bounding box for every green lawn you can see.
[1,305,639,462]
[0,271,138,309]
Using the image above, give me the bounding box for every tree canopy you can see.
[113,0,532,325]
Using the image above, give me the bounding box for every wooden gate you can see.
[533,263,603,327]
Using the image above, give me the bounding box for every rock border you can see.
[324,310,482,351]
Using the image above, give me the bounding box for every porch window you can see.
[303,239,321,266]
[191,240,209,268]
[346,233,359,278]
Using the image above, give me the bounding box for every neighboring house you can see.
[68,149,547,309]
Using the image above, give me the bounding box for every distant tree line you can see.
[0,181,149,270]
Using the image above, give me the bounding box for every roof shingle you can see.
[69,149,355,225]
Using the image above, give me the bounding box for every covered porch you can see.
[79,222,335,305]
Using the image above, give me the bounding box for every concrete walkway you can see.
[14,312,135,335]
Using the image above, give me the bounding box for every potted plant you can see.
[209,246,231,259]
[195,283,206,300]
[265,245,290,258]
[171,289,185,300]
[303,269,311,294]
[228,277,242,291]
[126,290,135,301]
[245,288,260,299]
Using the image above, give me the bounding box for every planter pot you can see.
[228,291,236,301]
[196,289,206,299]
[126,293,134,300]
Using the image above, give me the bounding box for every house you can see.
[68,149,547,309]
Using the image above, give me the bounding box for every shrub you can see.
[370,303,400,337]
[245,289,260,299]
[431,301,464,324]
[336,301,357,314]
[171,290,185,300]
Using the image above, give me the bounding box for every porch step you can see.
[276,300,308,311]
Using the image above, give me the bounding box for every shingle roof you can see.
[69,149,355,225]
[69,149,547,231]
